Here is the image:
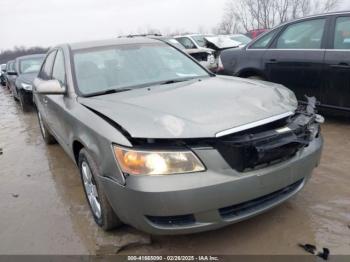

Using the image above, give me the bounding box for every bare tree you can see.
[217,0,339,34]
[0,46,49,64]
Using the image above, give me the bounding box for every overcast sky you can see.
[1,0,349,50]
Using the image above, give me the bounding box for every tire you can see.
[78,148,122,231]
[37,110,56,144]
[18,89,31,112]
[247,75,265,80]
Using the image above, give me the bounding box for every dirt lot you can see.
[0,87,349,255]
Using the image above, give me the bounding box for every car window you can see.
[191,36,207,47]
[276,19,326,49]
[73,43,209,95]
[334,16,350,49]
[52,50,66,85]
[39,51,57,80]
[19,57,44,74]
[249,30,276,49]
[176,37,197,49]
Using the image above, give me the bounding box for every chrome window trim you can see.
[215,111,294,138]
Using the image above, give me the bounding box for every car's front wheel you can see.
[37,110,56,144]
[78,148,122,231]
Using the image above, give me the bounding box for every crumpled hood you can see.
[205,36,240,50]
[78,76,298,139]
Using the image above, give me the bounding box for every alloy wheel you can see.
[81,161,102,219]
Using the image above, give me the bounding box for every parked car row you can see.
[0,16,327,235]
[1,54,45,111]
[118,33,253,72]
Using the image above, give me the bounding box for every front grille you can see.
[219,179,303,219]
[214,114,318,172]
[146,214,195,227]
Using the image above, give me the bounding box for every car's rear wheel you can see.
[37,110,56,144]
[78,148,122,231]
[18,90,31,112]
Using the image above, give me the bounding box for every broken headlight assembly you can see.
[113,146,205,176]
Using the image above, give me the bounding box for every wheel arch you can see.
[72,140,85,166]
[237,68,267,80]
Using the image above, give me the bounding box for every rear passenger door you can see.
[322,15,350,110]
[263,18,328,102]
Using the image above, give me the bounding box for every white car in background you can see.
[174,34,241,71]
[174,34,213,50]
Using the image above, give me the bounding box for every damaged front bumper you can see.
[101,136,322,235]
[101,99,323,235]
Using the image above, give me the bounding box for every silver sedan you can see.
[33,37,323,235]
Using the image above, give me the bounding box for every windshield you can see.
[230,35,252,45]
[19,57,44,74]
[191,35,209,47]
[73,43,209,96]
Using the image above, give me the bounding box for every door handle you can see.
[43,97,48,104]
[269,59,278,63]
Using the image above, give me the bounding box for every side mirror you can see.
[7,71,17,76]
[34,78,66,94]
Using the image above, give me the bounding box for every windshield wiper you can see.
[160,77,199,85]
[84,88,132,97]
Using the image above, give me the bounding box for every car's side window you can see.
[276,19,326,49]
[249,30,277,49]
[177,37,197,49]
[52,49,66,85]
[334,16,350,49]
[39,51,57,80]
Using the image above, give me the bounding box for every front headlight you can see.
[21,83,32,91]
[113,146,205,176]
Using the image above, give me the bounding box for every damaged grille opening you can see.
[213,111,320,172]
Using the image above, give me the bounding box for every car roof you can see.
[251,10,350,43]
[66,37,162,51]
[278,11,350,27]
[174,34,212,38]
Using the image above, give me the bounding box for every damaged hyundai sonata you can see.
[33,37,323,235]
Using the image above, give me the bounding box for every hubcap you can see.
[38,112,46,138]
[81,161,101,219]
